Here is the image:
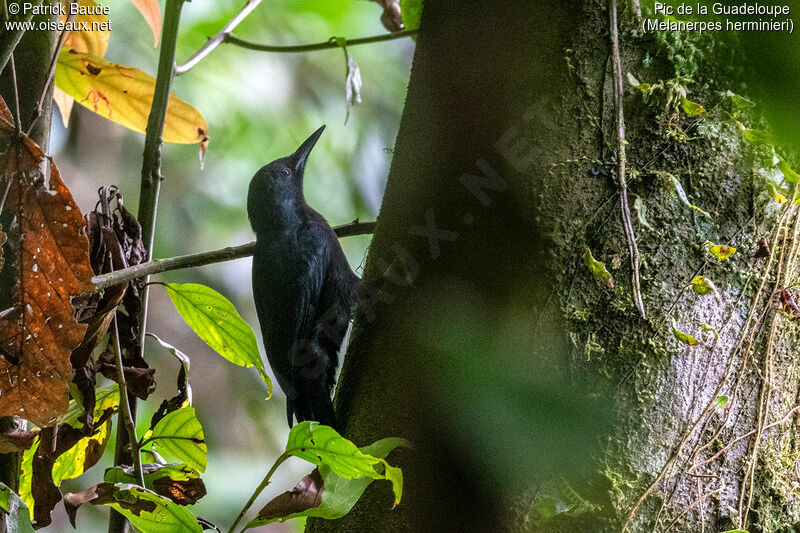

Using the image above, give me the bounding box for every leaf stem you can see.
[223,29,417,54]
[228,452,291,533]
[91,220,375,291]
[174,0,263,75]
[110,1,186,531]
[112,315,144,487]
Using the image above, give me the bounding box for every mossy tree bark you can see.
[309,1,800,532]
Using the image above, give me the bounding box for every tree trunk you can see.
[309,1,800,532]
[0,7,58,491]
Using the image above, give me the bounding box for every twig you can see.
[690,404,800,473]
[0,177,12,214]
[221,29,418,55]
[9,54,21,136]
[26,13,74,135]
[112,316,144,487]
[110,2,186,531]
[0,0,43,76]
[174,0,263,76]
[228,452,291,533]
[609,0,645,320]
[662,485,724,533]
[91,220,375,291]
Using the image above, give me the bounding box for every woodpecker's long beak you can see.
[291,125,326,173]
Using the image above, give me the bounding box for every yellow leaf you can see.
[55,49,208,144]
[690,276,719,298]
[672,320,699,346]
[61,0,110,58]
[53,87,75,128]
[706,241,736,261]
[132,0,162,46]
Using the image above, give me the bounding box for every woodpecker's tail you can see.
[286,380,337,429]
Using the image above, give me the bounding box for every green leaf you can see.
[399,0,423,31]
[670,175,711,218]
[52,386,120,486]
[701,323,719,343]
[18,438,37,518]
[766,182,788,204]
[55,49,208,144]
[680,97,707,117]
[149,407,207,473]
[246,437,409,528]
[582,246,614,289]
[726,91,755,110]
[285,422,408,505]
[627,72,651,94]
[105,463,207,506]
[105,463,201,486]
[706,241,736,261]
[164,283,272,398]
[672,320,699,346]
[690,276,719,298]
[737,122,773,145]
[777,157,800,183]
[715,395,729,409]
[0,483,34,533]
[59,385,119,428]
[64,483,202,533]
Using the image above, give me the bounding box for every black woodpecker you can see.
[248,126,361,428]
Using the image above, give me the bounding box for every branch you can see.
[222,29,418,54]
[112,316,144,487]
[174,0,263,76]
[0,0,44,76]
[228,452,291,533]
[26,13,74,135]
[609,0,646,320]
[91,220,376,291]
[111,1,186,531]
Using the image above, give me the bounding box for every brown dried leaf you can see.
[780,289,800,319]
[0,94,94,426]
[97,346,155,400]
[0,223,6,272]
[255,468,324,522]
[370,0,404,31]
[755,237,770,259]
[0,428,37,453]
[152,475,206,506]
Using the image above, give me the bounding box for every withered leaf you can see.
[152,475,206,506]
[780,289,800,320]
[0,95,94,426]
[0,428,37,453]
[255,469,324,521]
[0,224,6,272]
[106,463,207,506]
[755,237,770,259]
[370,0,404,31]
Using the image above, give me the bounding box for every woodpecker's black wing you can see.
[287,212,361,428]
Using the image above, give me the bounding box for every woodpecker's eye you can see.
[282,168,291,177]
